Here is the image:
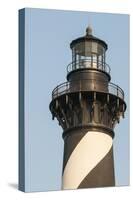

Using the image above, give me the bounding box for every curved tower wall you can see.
[62,130,114,189]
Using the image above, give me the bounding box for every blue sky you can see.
[24,8,129,191]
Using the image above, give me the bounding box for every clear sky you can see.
[24,8,129,191]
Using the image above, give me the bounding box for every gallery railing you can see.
[67,59,111,75]
[52,79,124,100]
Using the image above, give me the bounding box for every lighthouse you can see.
[49,26,126,189]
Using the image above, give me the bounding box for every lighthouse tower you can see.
[49,26,126,189]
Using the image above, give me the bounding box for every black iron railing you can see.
[67,59,111,74]
[52,79,124,100]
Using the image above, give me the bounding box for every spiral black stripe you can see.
[62,131,114,189]
[78,146,115,188]
[62,128,87,173]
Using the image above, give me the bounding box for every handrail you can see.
[52,79,124,100]
[67,59,111,75]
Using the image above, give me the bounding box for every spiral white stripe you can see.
[62,131,112,190]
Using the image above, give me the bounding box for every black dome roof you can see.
[70,26,108,50]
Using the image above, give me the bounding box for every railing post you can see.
[68,82,69,93]
[107,94,109,103]
[117,98,119,108]
[97,55,99,69]
[57,86,58,98]
[94,91,96,101]
[80,80,81,91]
[66,94,68,104]
[117,86,118,97]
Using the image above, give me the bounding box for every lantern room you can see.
[69,26,109,73]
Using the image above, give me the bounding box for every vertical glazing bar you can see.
[102,54,104,71]
[74,47,76,70]
[79,55,81,69]
[72,48,74,70]
[104,51,106,71]
[91,55,93,68]
[76,54,78,70]
[97,54,99,69]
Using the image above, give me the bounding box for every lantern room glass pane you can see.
[91,42,98,53]
[72,41,106,71]
[75,42,85,55]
